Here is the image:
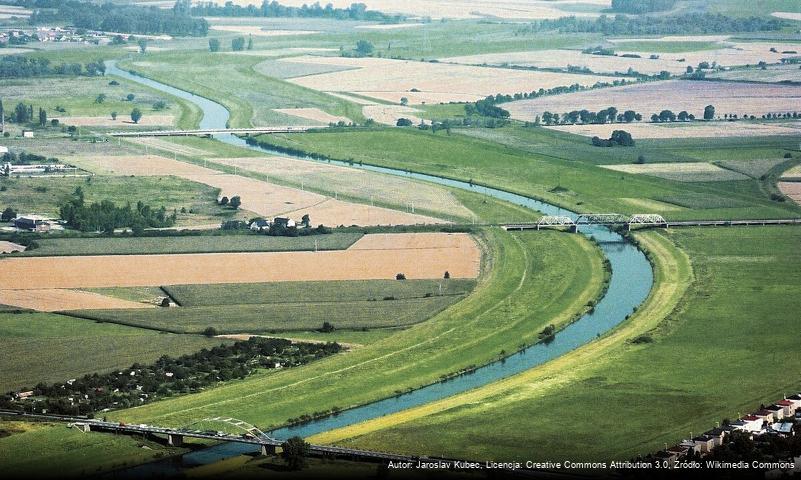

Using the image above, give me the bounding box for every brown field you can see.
[363,105,426,125]
[210,156,470,218]
[227,47,336,57]
[127,137,212,157]
[66,154,445,226]
[506,80,801,122]
[0,289,153,312]
[53,115,175,127]
[0,233,480,289]
[779,182,801,206]
[0,241,26,254]
[601,162,748,182]
[281,56,625,105]
[272,108,349,124]
[209,25,319,37]
[711,64,801,83]
[355,23,424,30]
[547,121,801,139]
[220,0,609,19]
[615,41,801,71]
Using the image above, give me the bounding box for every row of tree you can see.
[0,55,105,79]
[610,0,677,14]
[1,150,58,166]
[0,337,342,416]
[190,1,405,23]
[517,13,784,36]
[19,0,209,37]
[59,187,176,234]
[541,107,641,126]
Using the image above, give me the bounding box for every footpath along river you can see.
[104,60,653,473]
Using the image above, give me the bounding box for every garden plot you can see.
[0,233,480,289]
[0,289,152,312]
[547,121,801,139]
[506,80,801,122]
[280,56,624,105]
[601,162,749,182]
[231,0,609,19]
[67,154,443,226]
[272,108,350,124]
[716,158,789,178]
[210,156,470,219]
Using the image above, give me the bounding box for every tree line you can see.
[59,187,177,234]
[2,150,59,166]
[190,0,405,23]
[16,0,208,37]
[517,13,784,36]
[0,55,105,79]
[0,337,342,416]
[611,0,677,14]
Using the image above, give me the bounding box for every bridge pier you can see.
[167,433,184,447]
[260,444,277,456]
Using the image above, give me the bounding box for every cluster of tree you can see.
[20,0,208,37]
[1,207,17,222]
[398,116,510,130]
[591,130,635,147]
[340,39,375,58]
[465,97,510,118]
[0,55,105,79]
[1,101,49,127]
[610,0,677,14]
[1,150,59,165]
[582,45,615,56]
[517,13,784,36]
[0,337,342,416]
[59,187,176,234]
[541,107,641,126]
[190,1,405,23]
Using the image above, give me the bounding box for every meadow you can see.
[251,127,801,220]
[317,226,801,461]
[106,229,606,429]
[0,312,228,392]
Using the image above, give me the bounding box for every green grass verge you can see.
[321,225,801,461]
[0,312,229,392]
[15,233,363,257]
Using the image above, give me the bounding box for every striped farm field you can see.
[0,233,480,290]
[600,162,749,182]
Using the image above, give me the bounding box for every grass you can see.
[0,312,229,392]
[608,40,722,53]
[0,175,233,225]
[106,228,605,428]
[251,127,801,220]
[316,226,801,461]
[0,421,187,478]
[14,233,363,257]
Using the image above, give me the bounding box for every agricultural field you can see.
[315,226,801,461]
[710,63,801,83]
[0,233,481,289]
[505,80,801,122]
[280,55,627,104]
[105,229,606,429]
[0,312,228,391]
[779,181,801,205]
[601,162,750,182]
[12,233,363,257]
[547,120,801,139]
[0,289,151,312]
[252,128,801,220]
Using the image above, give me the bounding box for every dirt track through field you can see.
[779,182,801,206]
[0,233,480,290]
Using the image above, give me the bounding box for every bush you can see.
[395,273,406,280]
[319,322,335,333]
[396,118,413,127]
[203,327,218,337]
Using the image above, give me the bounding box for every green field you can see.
[14,233,363,256]
[106,229,605,428]
[322,226,801,460]
[0,312,228,392]
[252,127,801,220]
[0,174,233,226]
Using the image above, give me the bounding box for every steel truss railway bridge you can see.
[502,214,801,232]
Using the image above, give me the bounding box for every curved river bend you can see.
[105,61,653,471]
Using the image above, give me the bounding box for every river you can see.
[103,60,653,475]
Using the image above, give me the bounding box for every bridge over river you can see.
[502,214,801,232]
[106,126,323,138]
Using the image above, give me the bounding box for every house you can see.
[0,146,8,154]
[785,394,801,412]
[777,400,795,416]
[770,422,794,437]
[13,215,50,232]
[704,427,727,447]
[735,415,764,433]
[273,217,296,228]
[22,130,34,138]
[754,410,775,424]
[765,404,785,420]
[654,449,680,464]
[692,435,716,453]
[249,218,270,231]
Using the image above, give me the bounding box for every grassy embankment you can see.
[69,279,477,334]
[313,226,801,461]
[0,312,229,392]
[251,127,801,220]
[105,228,606,429]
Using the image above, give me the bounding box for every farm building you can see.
[0,146,8,154]
[21,130,34,138]
[250,218,270,231]
[273,217,296,228]
[13,215,50,232]
[2,163,76,175]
